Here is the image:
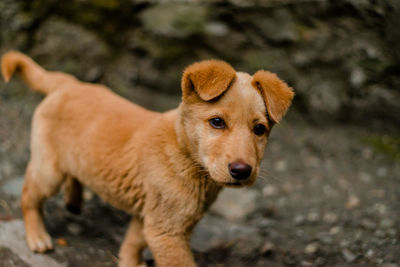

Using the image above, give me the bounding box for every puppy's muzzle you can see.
[228,161,252,181]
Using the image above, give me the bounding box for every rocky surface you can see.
[0,79,398,266]
[0,0,399,266]
[0,0,400,126]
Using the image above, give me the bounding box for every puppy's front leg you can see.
[143,225,196,267]
[119,218,147,267]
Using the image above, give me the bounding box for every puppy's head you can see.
[179,60,294,187]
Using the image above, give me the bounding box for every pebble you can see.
[262,185,278,197]
[318,233,333,244]
[373,203,388,215]
[210,188,258,221]
[381,264,398,267]
[361,148,373,159]
[257,218,275,228]
[307,211,320,223]
[359,172,372,183]
[379,219,394,229]
[329,226,341,235]
[274,160,287,172]
[1,176,24,197]
[323,212,338,224]
[304,156,320,168]
[346,195,360,209]
[301,260,313,267]
[340,239,350,248]
[56,238,68,246]
[342,248,357,262]
[365,249,374,259]
[304,242,319,254]
[259,241,275,255]
[361,218,376,230]
[294,214,305,225]
[374,229,385,238]
[67,223,83,236]
[377,167,388,177]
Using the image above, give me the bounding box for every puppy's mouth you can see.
[223,181,246,187]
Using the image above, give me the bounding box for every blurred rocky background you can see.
[1,0,400,125]
[0,0,399,266]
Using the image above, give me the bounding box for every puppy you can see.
[1,51,293,267]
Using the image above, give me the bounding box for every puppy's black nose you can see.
[229,161,252,180]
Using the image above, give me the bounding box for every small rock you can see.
[323,212,338,224]
[374,229,385,238]
[205,21,229,36]
[259,241,275,255]
[262,185,278,197]
[210,188,258,221]
[329,226,341,235]
[346,195,360,209]
[350,67,367,88]
[359,172,372,183]
[377,168,388,177]
[1,176,24,198]
[342,248,357,262]
[67,223,83,236]
[340,240,350,248]
[257,218,275,228]
[307,211,320,223]
[318,233,333,244]
[56,238,68,246]
[361,149,373,160]
[304,242,319,255]
[387,228,397,237]
[301,260,313,267]
[294,214,305,225]
[361,218,376,230]
[373,203,388,215]
[274,160,287,172]
[379,219,394,229]
[365,249,375,259]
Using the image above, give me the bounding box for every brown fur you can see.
[1,51,293,267]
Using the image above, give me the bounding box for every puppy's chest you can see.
[172,177,221,223]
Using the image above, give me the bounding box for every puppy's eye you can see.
[209,117,225,129]
[253,124,266,136]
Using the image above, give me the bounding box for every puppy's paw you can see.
[26,230,53,253]
[118,260,147,267]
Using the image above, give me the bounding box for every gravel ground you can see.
[0,80,399,267]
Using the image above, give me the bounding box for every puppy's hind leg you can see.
[64,175,83,215]
[119,217,147,267]
[21,159,64,253]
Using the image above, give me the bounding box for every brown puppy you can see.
[1,51,294,267]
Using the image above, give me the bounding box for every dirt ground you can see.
[0,80,399,267]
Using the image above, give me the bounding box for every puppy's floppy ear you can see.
[252,70,294,123]
[181,60,236,101]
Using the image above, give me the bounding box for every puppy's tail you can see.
[1,51,77,95]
